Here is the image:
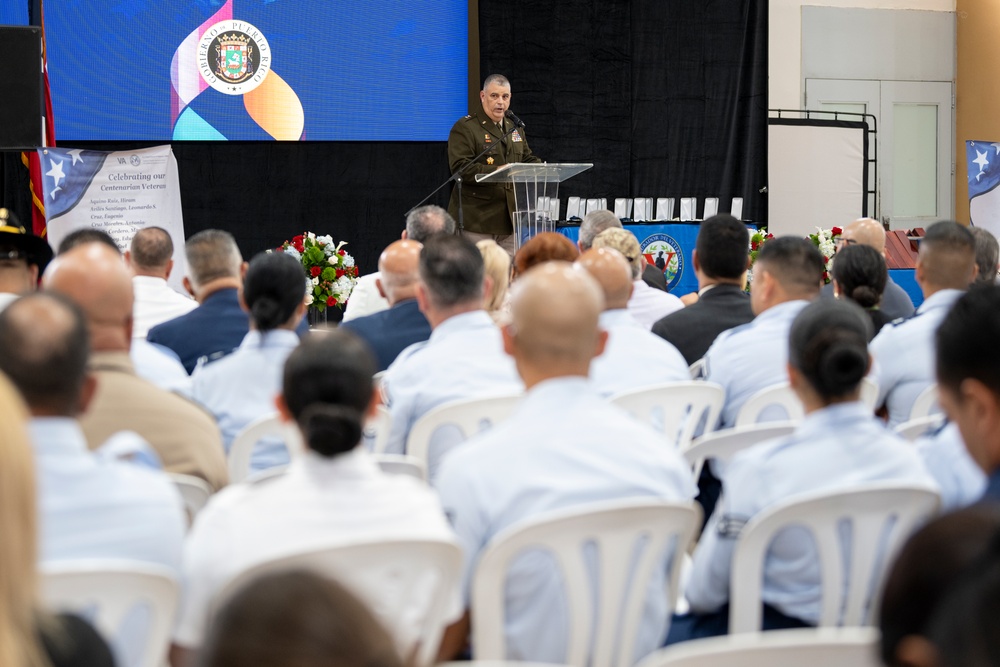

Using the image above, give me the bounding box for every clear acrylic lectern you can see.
[476,162,593,248]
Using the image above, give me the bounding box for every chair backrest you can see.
[729,483,940,634]
[909,384,941,421]
[367,404,393,454]
[165,472,213,525]
[40,560,179,667]
[610,382,725,450]
[228,413,285,483]
[372,453,428,481]
[472,500,701,667]
[218,539,462,667]
[683,423,797,478]
[406,394,522,468]
[734,383,804,427]
[894,414,947,442]
[635,627,881,667]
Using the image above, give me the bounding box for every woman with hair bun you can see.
[832,244,892,336]
[674,299,937,642]
[192,251,308,473]
[173,330,459,662]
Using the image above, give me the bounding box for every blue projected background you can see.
[44,0,468,141]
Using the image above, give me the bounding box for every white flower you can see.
[335,240,347,253]
[282,246,301,261]
[316,234,333,246]
[304,293,314,306]
[328,255,339,265]
[312,277,319,286]
[342,254,355,268]
[307,232,316,241]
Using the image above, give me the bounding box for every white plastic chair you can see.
[734,384,804,427]
[165,472,213,525]
[229,413,286,483]
[610,382,725,450]
[406,394,522,468]
[909,384,941,420]
[40,560,179,667]
[372,453,427,481]
[894,414,947,442]
[218,539,462,667]
[683,422,797,478]
[367,404,393,453]
[472,500,701,667]
[729,483,940,634]
[635,627,881,667]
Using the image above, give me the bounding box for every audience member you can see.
[879,505,1000,667]
[125,226,196,338]
[57,227,120,255]
[476,239,511,324]
[44,243,228,490]
[436,262,696,663]
[873,221,976,427]
[970,226,999,285]
[341,240,432,371]
[147,230,251,373]
[0,292,185,569]
[381,235,521,456]
[676,299,936,642]
[0,368,115,667]
[821,218,915,319]
[652,215,754,364]
[173,331,459,662]
[576,248,689,396]
[343,205,456,322]
[935,284,1000,502]
[198,570,403,667]
[831,243,891,336]
[703,236,824,428]
[0,209,52,312]
[914,422,986,511]
[592,227,682,327]
[192,251,307,473]
[511,231,579,278]
[576,209,667,291]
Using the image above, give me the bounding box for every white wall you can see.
[769,0,956,110]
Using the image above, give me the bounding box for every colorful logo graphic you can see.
[198,21,271,95]
[641,233,684,291]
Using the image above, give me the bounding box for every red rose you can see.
[831,227,843,236]
[352,267,359,276]
[310,266,322,277]
[338,250,346,256]
[822,271,829,281]
[326,296,338,307]
[751,240,760,251]
[335,268,345,278]
[292,235,304,244]
[823,256,830,264]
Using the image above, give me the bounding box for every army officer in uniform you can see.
[448,74,542,255]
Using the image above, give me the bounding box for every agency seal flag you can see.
[641,233,685,292]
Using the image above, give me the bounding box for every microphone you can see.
[505,110,525,129]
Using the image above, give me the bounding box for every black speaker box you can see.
[0,26,43,150]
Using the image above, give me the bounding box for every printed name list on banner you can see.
[37,145,188,291]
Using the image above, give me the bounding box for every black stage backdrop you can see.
[1,0,766,276]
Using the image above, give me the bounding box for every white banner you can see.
[37,145,187,291]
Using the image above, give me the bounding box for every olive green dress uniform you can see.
[447,109,542,235]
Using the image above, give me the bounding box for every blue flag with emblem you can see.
[967,140,1000,237]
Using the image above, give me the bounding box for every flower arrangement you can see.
[746,228,774,291]
[273,232,358,312]
[808,226,842,284]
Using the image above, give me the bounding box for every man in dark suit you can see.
[340,239,431,372]
[652,214,755,365]
[147,230,251,374]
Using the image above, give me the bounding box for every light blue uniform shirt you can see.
[30,417,186,572]
[686,402,937,623]
[591,309,690,397]
[915,421,986,511]
[871,289,963,427]
[191,329,299,473]
[131,339,192,396]
[382,310,522,456]
[703,300,810,428]
[436,377,697,664]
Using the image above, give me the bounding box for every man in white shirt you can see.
[576,247,689,397]
[592,227,683,328]
[0,209,52,312]
[0,292,185,570]
[342,205,457,322]
[381,234,521,458]
[125,226,197,339]
[436,262,696,663]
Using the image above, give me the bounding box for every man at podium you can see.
[448,74,542,255]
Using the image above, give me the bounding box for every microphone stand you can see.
[408,119,524,232]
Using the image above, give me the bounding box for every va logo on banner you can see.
[641,233,684,291]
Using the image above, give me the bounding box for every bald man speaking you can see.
[823,218,915,319]
[340,239,431,371]
[436,262,696,664]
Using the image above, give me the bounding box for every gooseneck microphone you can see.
[505,110,526,129]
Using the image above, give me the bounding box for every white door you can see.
[805,78,954,229]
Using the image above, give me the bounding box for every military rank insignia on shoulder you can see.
[717,514,750,539]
